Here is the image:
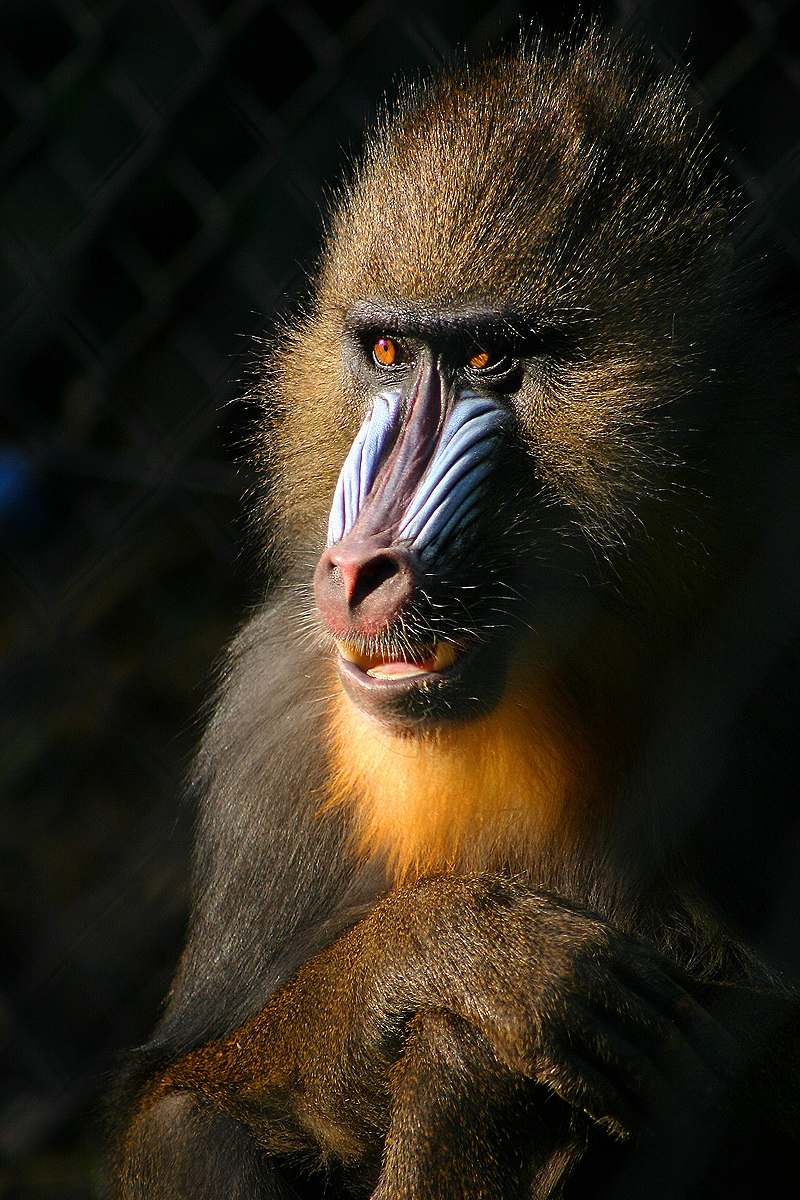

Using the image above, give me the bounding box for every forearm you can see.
[138,927,388,1164]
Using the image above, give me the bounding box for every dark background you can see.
[1,1,798,1196]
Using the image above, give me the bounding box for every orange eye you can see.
[468,348,491,369]
[373,336,398,366]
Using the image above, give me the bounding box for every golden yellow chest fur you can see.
[326,664,614,881]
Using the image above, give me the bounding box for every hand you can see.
[347,875,735,1139]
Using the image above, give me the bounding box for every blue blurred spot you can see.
[0,445,48,536]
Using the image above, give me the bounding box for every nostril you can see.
[346,555,399,608]
[315,540,415,637]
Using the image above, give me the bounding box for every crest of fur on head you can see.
[323,32,727,316]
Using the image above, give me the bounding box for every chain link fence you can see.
[1,1,798,1195]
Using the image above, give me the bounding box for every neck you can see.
[324,660,621,883]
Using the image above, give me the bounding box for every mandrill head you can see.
[263,34,777,742]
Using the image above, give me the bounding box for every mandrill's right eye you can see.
[372,336,399,367]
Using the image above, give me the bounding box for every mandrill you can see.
[112,31,800,1200]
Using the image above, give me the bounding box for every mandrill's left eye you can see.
[467,347,514,375]
[467,348,492,370]
[464,345,520,389]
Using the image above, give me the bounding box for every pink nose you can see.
[314,539,416,639]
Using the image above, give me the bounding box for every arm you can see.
[120,876,800,1198]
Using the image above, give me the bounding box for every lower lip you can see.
[334,637,510,727]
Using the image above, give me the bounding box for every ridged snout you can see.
[317,367,508,645]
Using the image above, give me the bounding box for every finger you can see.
[533,1045,639,1139]
[612,957,739,1079]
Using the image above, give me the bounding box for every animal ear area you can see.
[327,391,402,545]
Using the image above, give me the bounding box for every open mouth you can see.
[333,631,508,726]
[336,639,462,680]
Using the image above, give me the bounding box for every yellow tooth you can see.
[433,641,459,670]
[337,640,460,676]
[336,642,362,665]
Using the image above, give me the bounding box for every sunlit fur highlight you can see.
[325,659,615,882]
